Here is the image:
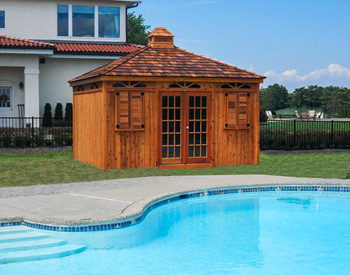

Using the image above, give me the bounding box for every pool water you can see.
[1,191,350,274]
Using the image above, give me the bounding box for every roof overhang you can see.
[0,49,54,55]
[70,75,265,87]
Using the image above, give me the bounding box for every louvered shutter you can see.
[130,92,143,129]
[226,93,237,128]
[238,93,249,128]
[117,91,130,129]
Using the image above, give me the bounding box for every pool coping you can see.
[1,180,350,232]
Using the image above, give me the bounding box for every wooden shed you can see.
[70,27,265,170]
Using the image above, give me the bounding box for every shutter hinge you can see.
[247,123,250,127]
[116,125,120,129]
[247,93,250,97]
[116,92,119,96]
[141,92,144,96]
[225,123,228,128]
[225,93,228,96]
[142,124,145,128]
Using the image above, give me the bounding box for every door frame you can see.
[158,91,212,166]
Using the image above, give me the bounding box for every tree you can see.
[127,12,151,45]
[260,84,289,110]
[291,85,324,109]
[65,103,73,124]
[54,103,63,121]
[42,103,52,127]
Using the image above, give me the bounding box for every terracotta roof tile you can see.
[0,36,55,49]
[53,42,142,55]
[70,45,265,83]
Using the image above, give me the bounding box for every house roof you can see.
[53,42,142,55]
[0,36,142,55]
[0,36,55,49]
[70,44,265,83]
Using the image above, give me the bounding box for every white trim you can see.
[0,49,54,55]
[49,54,122,60]
[68,4,72,37]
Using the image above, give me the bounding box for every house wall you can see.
[0,67,24,117]
[39,57,113,116]
[0,0,127,42]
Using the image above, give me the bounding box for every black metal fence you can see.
[260,120,350,150]
[0,117,72,148]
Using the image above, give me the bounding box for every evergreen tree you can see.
[42,103,52,127]
[65,103,73,123]
[54,103,63,120]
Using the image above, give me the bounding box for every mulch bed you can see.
[0,146,72,154]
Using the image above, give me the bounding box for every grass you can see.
[0,151,350,187]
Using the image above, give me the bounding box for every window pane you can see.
[57,5,68,36]
[99,6,120,38]
[0,11,5,29]
[73,5,94,37]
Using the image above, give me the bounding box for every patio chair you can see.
[316,111,322,119]
[301,111,308,120]
[266,110,273,120]
[308,110,315,120]
[295,110,301,119]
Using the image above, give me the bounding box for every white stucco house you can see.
[0,0,141,119]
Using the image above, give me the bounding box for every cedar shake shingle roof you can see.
[69,45,265,83]
[0,36,55,49]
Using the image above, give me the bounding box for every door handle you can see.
[186,126,190,130]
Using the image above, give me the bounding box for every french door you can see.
[159,92,210,165]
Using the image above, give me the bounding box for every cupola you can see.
[147,27,175,49]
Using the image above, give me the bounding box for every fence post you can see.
[293,119,296,149]
[32,116,35,148]
[331,120,334,148]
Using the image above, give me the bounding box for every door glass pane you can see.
[189,109,194,120]
[175,147,181,157]
[162,147,167,158]
[202,146,207,157]
[169,122,174,132]
[169,147,174,158]
[195,146,201,157]
[175,134,181,145]
[189,96,194,107]
[189,134,194,145]
[195,134,200,144]
[162,134,167,145]
[169,109,174,120]
[202,97,207,107]
[169,135,174,145]
[162,122,167,132]
[202,109,207,119]
[196,109,200,119]
[175,122,181,132]
[162,96,168,107]
[162,109,167,120]
[195,97,201,107]
[169,96,174,107]
[202,121,207,132]
[176,109,181,120]
[195,121,200,132]
[202,134,207,144]
[176,96,181,107]
[189,146,194,157]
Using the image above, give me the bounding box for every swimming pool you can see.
[1,187,350,274]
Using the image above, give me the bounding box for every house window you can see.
[57,5,120,38]
[0,11,5,28]
[73,5,95,37]
[225,92,250,129]
[99,7,120,38]
[116,91,144,130]
[57,5,68,36]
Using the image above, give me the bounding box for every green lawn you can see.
[0,151,350,187]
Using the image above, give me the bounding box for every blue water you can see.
[1,191,350,275]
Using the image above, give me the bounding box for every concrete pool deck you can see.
[1,175,350,226]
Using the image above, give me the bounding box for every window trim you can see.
[57,4,121,39]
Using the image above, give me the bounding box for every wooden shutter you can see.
[117,91,130,129]
[226,93,237,128]
[238,93,249,128]
[130,92,143,129]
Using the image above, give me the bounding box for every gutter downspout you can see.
[126,1,141,43]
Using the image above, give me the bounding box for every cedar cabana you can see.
[70,27,265,170]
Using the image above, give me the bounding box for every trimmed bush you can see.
[65,103,73,125]
[42,103,52,127]
[54,103,63,121]
[260,107,268,122]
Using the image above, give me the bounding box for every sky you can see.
[133,0,350,92]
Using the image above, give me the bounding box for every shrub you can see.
[65,103,73,125]
[42,103,52,127]
[54,103,63,121]
[260,107,268,122]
